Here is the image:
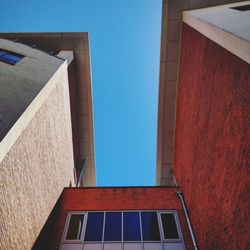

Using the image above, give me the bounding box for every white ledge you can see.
[183,1,250,64]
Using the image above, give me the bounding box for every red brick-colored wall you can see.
[174,23,250,249]
[33,187,193,249]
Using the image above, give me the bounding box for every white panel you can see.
[124,243,142,250]
[164,243,185,250]
[103,243,122,250]
[83,244,102,250]
[143,243,162,250]
[61,244,82,250]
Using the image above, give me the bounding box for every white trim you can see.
[158,211,183,243]
[0,61,68,164]
[61,211,87,244]
[183,2,250,64]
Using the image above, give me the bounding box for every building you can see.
[33,187,194,250]
[0,33,96,249]
[157,0,250,249]
[0,1,249,250]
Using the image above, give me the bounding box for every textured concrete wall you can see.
[34,187,194,250]
[0,34,96,186]
[0,38,63,142]
[0,66,75,250]
[174,23,250,249]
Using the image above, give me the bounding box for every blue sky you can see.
[1,0,162,186]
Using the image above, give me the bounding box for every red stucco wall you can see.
[33,187,193,249]
[174,23,250,249]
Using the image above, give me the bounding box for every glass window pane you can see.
[141,212,160,241]
[161,213,179,239]
[85,212,104,241]
[0,52,23,65]
[104,212,122,241]
[66,214,84,240]
[123,212,141,241]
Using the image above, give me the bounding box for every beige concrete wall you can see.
[0,64,75,249]
[0,38,63,142]
[0,34,96,186]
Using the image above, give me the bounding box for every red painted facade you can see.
[33,187,193,249]
[174,23,250,249]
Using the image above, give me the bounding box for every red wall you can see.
[174,23,250,249]
[33,187,193,249]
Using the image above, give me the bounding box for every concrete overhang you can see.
[156,0,245,185]
[183,1,250,64]
[0,32,96,186]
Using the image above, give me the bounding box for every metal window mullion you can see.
[157,212,165,250]
[173,211,184,243]
[81,212,88,247]
[102,211,106,250]
[122,211,124,250]
[139,211,143,250]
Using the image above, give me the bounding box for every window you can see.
[84,212,104,242]
[141,212,160,241]
[104,212,122,241]
[0,49,24,65]
[123,212,141,241]
[160,212,179,240]
[62,211,185,250]
[231,4,250,11]
[65,213,85,240]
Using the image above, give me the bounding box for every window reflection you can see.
[66,214,84,240]
[64,210,182,245]
[123,212,141,241]
[85,212,104,241]
[104,212,122,241]
[161,213,179,239]
[141,212,160,241]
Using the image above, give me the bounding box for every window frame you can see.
[62,211,87,243]
[158,211,183,243]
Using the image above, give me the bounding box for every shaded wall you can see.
[67,61,80,166]
[36,187,193,250]
[0,65,75,250]
[174,23,250,249]
[0,38,63,141]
